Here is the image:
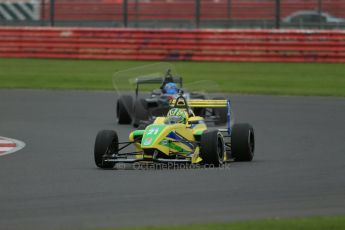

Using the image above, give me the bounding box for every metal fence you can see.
[1,0,345,29]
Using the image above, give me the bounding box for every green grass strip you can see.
[100,216,345,230]
[1,58,344,96]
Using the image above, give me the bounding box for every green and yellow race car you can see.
[94,94,255,169]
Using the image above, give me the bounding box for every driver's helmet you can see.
[164,82,178,95]
[165,108,188,124]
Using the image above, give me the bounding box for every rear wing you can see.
[183,99,227,108]
[135,77,182,85]
[135,76,183,96]
[170,99,232,135]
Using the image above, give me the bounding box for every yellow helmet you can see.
[165,108,188,124]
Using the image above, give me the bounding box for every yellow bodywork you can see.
[129,115,207,163]
[128,98,229,164]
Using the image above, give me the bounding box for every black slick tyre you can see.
[117,95,133,124]
[200,130,224,167]
[213,97,228,125]
[133,99,149,128]
[191,94,206,117]
[94,130,118,169]
[231,123,255,161]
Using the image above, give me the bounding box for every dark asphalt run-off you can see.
[0,89,344,230]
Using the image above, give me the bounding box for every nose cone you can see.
[141,124,170,148]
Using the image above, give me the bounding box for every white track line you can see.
[0,147,15,151]
[0,140,15,144]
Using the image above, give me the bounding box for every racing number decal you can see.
[147,127,160,135]
[143,126,162,146]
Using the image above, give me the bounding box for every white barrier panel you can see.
[0,0,40,20]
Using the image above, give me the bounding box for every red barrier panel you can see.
[0,27,344,63]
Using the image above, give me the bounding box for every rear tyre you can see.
[117,95,133,124]
[191,94,206,117]
[200,130,224,167]
[94,130,118,169]
[213,97,228,125]
[133,99,149,128]
[232,123,255,161]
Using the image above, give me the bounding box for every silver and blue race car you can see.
[116,69,228,128]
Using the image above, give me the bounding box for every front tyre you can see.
[117,95,133,124]
[200,130,224,167]
[94,130,118,169]
[231,123,255,161]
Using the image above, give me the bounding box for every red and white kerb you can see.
[0,136,25,156]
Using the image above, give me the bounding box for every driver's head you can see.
[166,108,187,124]
[164,82,178,95]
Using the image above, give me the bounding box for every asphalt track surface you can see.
[0,89,344,230]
